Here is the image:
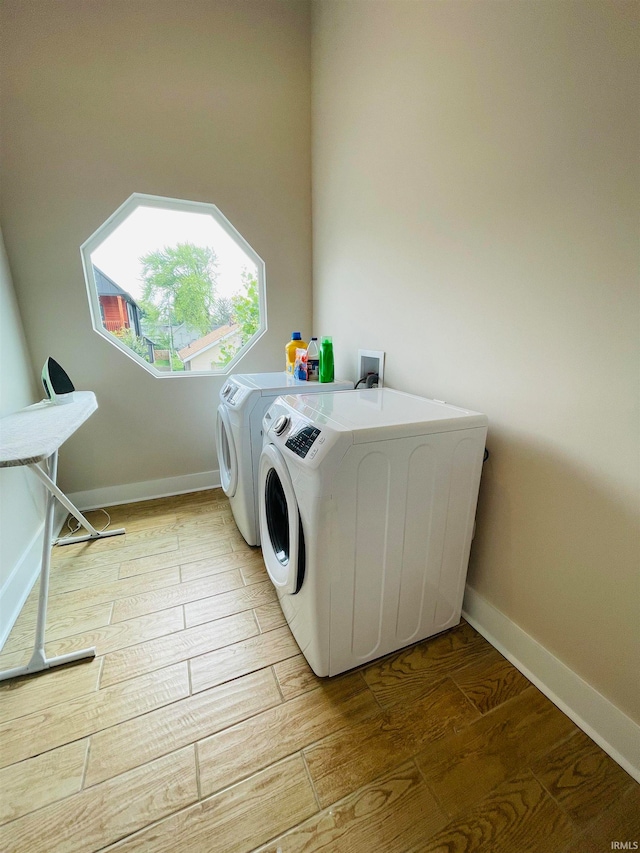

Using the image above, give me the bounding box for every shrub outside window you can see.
[80,194,267,376]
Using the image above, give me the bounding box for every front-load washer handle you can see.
[273,415,290,436]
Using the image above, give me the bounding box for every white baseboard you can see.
[462,584,640,784]
[67,470,222,512]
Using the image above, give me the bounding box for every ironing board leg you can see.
[0,451,96,683]
[29,458,125,546]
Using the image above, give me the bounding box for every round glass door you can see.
[264,467,290,565]
[259,443,301,594]
[216,405,238,496]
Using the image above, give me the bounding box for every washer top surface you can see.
[232,372,310,392]
[232,372,351,393]
[221,373,352,409]
[278,388,487,442]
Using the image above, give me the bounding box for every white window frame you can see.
[80,193,267,378]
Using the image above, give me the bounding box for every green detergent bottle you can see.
[319,336,334,383]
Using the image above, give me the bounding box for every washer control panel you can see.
[285,425,321,458]
[220,380,248,407]
[264,402,341,469]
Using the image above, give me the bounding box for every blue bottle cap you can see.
[292,332,302,340]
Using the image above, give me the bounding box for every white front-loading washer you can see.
[258,388,488,676]
[215,372,352,546]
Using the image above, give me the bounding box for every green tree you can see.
[218,270,260,366]
[111,328,152,363]
[211,296,234,327]
[139,243,219,367]
[232,270,260,343]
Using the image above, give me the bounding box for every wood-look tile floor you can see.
[1,489,638,853]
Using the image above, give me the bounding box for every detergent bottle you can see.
[306,337,319,381]
[319,336,334,383]
[294,349,308,381]
[286,332,307,375]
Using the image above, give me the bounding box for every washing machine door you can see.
[216,404,238,497]
[259,443,304,595]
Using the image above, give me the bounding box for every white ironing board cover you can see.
[0,391,97,468]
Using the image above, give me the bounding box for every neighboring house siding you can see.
[100,295,130,332]
[177,324,242,371]
[94,267,143,336]
[186,332,242,371]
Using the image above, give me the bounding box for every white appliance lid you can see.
[280,388,487,442]
[230,372,352,395]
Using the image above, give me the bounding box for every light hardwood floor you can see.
[0,489,637,852]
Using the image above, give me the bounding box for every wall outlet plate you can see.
[358,349,385,388]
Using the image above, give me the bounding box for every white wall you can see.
[0,228,44,644]
[0,0,312,498]
[312,0,639,737]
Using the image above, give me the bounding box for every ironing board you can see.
[0,391,125,681]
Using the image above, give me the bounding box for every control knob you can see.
[273,415,290,436]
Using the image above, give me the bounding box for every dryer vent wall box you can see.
[259,388,488,678]
[358,350,384,388]
[215,372,353,547]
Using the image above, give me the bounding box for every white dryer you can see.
[259,388,488,676]
[215,372,352,546]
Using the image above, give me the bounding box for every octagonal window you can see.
[80,194,266,375]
